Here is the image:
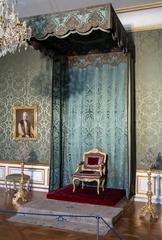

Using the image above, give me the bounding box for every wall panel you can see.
[0,162,49,192]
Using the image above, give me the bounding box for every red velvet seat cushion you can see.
[73,171,103,179]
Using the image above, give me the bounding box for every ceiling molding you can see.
[126,23,162,32]
[116,2,162,13]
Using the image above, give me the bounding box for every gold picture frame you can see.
[13,105,37,141]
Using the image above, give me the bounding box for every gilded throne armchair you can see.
[72,147,107,195]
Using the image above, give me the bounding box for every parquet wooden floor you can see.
[0,188,161,240]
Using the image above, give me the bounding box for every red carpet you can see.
[47,184,126,206]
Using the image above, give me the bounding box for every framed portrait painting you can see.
[13,105,37,140]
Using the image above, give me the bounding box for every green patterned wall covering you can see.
[133,29,162,169]
[1,28,162,169]
[0,48,52,163]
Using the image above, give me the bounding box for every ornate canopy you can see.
[26,4,134,56]
[25,3,136,196]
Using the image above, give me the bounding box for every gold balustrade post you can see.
[140,169,158,219]
[12,162,27,207]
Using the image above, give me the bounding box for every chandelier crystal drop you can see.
[0,0,32,57]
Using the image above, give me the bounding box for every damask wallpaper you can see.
[133,29,162,169]
[1,28,162,170]
[0,47,52,163]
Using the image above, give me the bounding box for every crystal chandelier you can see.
[0,0,32,57]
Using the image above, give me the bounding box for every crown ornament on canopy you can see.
[0,0,31,57]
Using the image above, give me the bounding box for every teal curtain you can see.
[50,53,129,194]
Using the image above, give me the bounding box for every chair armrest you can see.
[99,163,105,176]
[75,161,84,172]
[78,161,84,165]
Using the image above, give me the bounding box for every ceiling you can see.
[17,0,158,16]
[16,0,162,31]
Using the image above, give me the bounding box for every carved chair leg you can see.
[97,180,100,195]
[102,179,105,191]
[72,178,76,192]
[5,179,8,192]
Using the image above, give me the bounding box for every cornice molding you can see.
[116,2,162,13]
[127,23,162,32]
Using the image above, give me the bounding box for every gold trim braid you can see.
[68,52,128,68]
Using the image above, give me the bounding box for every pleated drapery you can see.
[50,52,129,194]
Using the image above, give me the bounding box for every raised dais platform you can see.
[8,198,124,235]
[47,184,126,206]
